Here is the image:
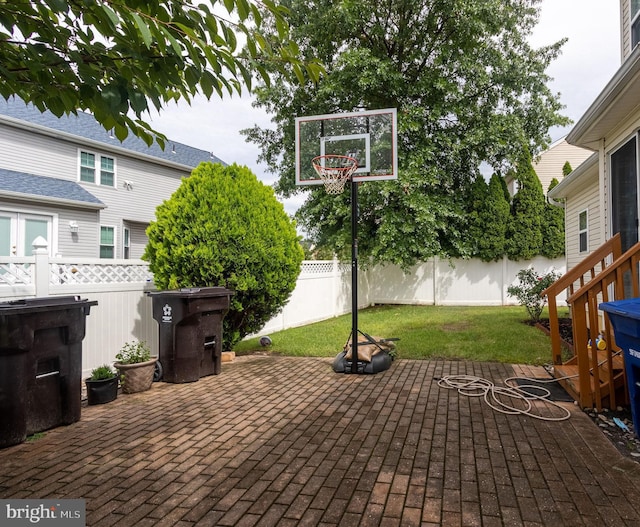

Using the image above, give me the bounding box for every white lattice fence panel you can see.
[0,261,33,286]
[51,261,153,285]
[300,261,349,275]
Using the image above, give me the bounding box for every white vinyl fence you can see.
[0,239,564,378]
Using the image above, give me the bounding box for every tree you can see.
[467,173,511,261]
[143,162,304,349]
[505,148,545,260]
[244,0,569,268]
[562,161,573,176]
[465,175,489,259]
[0,1,323,145]
[541,177,565,258]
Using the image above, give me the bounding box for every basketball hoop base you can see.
[332,351,392,374]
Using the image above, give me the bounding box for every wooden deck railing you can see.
[541,234,622,364]
[565,241,640,409]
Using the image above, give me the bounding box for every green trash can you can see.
[0,296,97,448]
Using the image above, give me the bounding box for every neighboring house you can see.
[504,137,592,196]
[549,1,640,269]
[0,98,224,259]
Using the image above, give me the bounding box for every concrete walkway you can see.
[1,356,640,526]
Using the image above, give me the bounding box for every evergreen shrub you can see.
[144,163,304,349]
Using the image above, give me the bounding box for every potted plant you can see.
[85,364,119,405]
[114,341,156,394]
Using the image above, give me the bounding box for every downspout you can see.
[547,194,565,208]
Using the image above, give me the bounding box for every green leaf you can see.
[129,91,148,114]
[97,3,119,32]
[131,12,152,48]
[114,122,129,142]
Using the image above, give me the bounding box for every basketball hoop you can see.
[312,155,358,195]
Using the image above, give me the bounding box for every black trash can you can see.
[600,298,640,439]
[148,287,233,383]
[0,296,97,448]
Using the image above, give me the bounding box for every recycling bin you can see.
[600,297,640,438]
[148,287,233,383]
[0,296,97,448]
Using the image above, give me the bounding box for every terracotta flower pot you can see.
[114,358,157,394]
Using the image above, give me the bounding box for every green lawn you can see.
[234,305,567,365]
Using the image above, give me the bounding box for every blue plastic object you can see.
[600,298,640,439]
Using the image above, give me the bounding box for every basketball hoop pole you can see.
[350,175,359,373]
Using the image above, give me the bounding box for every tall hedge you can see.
[466,174,510,261]
[541,178,565,258]
[143,162,304,349]
[505,148,545,260]
[465,175,488,258]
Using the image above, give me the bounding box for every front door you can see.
[0,212,52,256]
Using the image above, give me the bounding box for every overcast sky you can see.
[148,1,621,213]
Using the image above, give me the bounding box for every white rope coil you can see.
[437,374,572,421]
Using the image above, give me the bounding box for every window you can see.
[101,156,115,186]
[100,226,115,258]
[80,152,95,183]
[578,210,588,253]
[79,150,116,187]
[632,0,640,49]
[123,227,130,259]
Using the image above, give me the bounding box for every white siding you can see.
[127,221,150,260]
[622,0,631,60]
[564,173,602,271]
[504,138,592,196]
[0,118,202,259]
[57,208,100,257]
[0,126,78,180]
[533,139,592,194]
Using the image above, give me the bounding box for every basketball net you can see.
[312,155,358,194]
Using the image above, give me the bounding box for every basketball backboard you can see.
[295,108,397,186]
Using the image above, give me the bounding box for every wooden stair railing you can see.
[541,234,622,365]
[564,241,640,409]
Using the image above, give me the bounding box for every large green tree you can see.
[244,0,569,268]
[144,162,304,349]
[0,0,322,145]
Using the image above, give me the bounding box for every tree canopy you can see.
[0,0,323,146]
[244,0,569,268]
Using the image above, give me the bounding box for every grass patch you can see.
[234,305,565,365]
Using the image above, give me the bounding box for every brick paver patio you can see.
[1,356,640,526]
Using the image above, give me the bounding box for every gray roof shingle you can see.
[0,97,225,168]
[0,168,105,208]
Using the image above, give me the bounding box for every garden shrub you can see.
[507,268,561,323]
[144,162,304,349]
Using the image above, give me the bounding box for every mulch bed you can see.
[535,317,574,348]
